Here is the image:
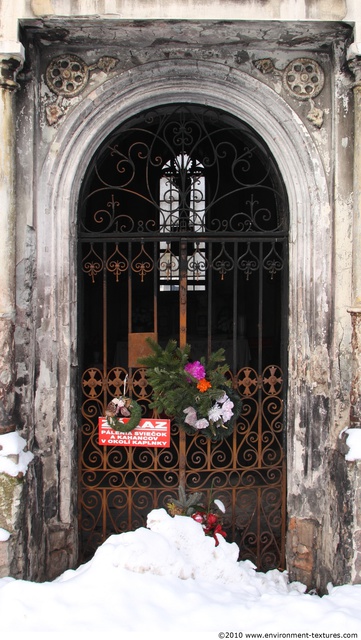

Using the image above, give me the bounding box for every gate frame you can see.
[36,58,331,568]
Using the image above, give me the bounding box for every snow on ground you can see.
[0,508,361,639]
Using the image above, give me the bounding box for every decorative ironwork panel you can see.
[79,365,285,570]
[78,103,288,571]
[79,105,288,238]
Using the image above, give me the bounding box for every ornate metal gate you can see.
[78,104,288,570]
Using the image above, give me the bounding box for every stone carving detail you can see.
[348,55,361,86]
[253,58,281,76]
[253,57,325,128]
[46,54,90,97]
[0,55,24,91]
[282,58,324,100]
[44,54,119,125]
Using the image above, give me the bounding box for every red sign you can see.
[98,417,171,448]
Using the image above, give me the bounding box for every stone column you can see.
[347,53,361,426]
[0,54,23,435]
[348,54,361,309]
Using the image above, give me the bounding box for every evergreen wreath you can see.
[105,395,143,433]
[139,338,242,441]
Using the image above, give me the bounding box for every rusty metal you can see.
[80,364,285,569]
[78,104,288,570]
[128,332,158,368]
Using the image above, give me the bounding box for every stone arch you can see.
[36,58,330,548]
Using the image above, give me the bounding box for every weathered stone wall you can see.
[19,0,352,22]
[0,0,360,588]
[12,17,354,589]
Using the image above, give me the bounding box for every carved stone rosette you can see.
[253,56,325,128]
[46,54,90,97]
[44,54,119,125]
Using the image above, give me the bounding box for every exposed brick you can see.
[287,516,320,589]
[47,549,69,581]
[49,528,67,551]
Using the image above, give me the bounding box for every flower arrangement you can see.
[191,509,227,545]
[166,484,227,546]
[139,338,242,440]
[105,395,143,432]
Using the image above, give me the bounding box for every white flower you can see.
[208,403,223,422]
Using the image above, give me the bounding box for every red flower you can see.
[213,524,227,545]
[206,513,218,526]
[214,523,226,537]
[192,511,205,524]
[192,509,227,546]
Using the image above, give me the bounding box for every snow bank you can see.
[0,509,360,635]
[92,508,306,593]
[0,509,361,640]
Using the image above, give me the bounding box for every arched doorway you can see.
[78,103,288,570]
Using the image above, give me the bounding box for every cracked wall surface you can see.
[0,4,359,587]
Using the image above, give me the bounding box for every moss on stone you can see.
[0,473,23,532]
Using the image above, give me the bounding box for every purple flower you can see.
[221,399,234,422]
[183,406,197,426]
[195,418,209,430]
[184,361,206,381]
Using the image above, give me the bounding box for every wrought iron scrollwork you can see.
[80,239,285,284]
[80,365,285,569]
[79,105,287,236]
[78,103,287,571]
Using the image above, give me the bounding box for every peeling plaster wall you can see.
[8,15,360,589]
[284,35,356,590]
[12,35,78,580]
[23,0,349,22]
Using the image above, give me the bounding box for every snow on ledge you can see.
[344,428,361,462]
[0,431,34,477]
[0,528,10,542]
